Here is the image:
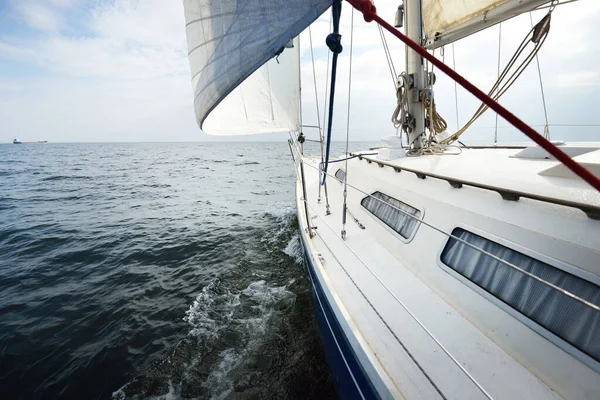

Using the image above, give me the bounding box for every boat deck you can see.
[296,143,600,399]
[355,144,600,219]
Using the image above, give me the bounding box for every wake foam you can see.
[113,279,296,399]
[182,279,296,398]
[264,202,295,222]
[113,203,306,400]
[283,234,303,264]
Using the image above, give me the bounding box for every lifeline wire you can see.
[344,0,600,192]
[303,158,600,314]
[342,7,355,238]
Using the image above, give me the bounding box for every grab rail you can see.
[351,153,600,219]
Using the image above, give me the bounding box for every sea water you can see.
[0,141,370,399]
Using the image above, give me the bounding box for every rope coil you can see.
[345,0,600,192]
[421,89,447,135]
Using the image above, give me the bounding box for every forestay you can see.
[183,0,331,135]
[422,0,551,49]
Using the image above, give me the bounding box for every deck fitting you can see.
[499,191,520,201]
[348,152,600,220]
[585,210,600,220]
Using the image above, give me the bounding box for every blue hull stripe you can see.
[299,233,380,400]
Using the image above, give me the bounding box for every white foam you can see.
[283,234,303,264]
[264,202,295,221]
[111,388,125,400]
[183,279,241,340]
[202,348,239,400]
[115,279,297,400]
[111,380,178,400]
[183,279,296,398]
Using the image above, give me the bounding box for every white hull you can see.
[293,142,600,399]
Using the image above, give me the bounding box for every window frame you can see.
[334,168,346,183]
[360,190,423,243]
[436,224,600,372]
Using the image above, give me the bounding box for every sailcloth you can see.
[423,0,551,49]
[183,0,331,135]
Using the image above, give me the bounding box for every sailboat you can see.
[182,0,600,398]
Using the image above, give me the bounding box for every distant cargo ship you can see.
[13,138,48,144]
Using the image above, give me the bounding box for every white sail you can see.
[202,40,300,135]
[423,0,551,49]
[183,0,330,135]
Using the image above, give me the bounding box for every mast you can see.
[405,0,426,150]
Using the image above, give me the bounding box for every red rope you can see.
[346,0,600,193]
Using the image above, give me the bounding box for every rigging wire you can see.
[300,166,497,400]
[535,0,580,11]
[308,27,324,142]
[320,14,333,210]
[494,24,502,144]
[529,12,551,140]
[303,201,448,399]
[452,43,460,132]
[322,0,343,188]
[342,7,355,239]
[320,0,343,221]
[321,0,600,193]
[441,10,553,145]
[309,25,326,203]
[378,24,398,88]
[303,159,600,314]
[329,152,378,164]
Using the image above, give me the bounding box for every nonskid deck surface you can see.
[297,146,600,399]
[359,144,600,209]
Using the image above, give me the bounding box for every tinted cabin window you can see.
[361,192,420,239]
[335,168,346,182]
[441,228,600,362]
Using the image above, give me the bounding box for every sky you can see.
[0,0,598,143]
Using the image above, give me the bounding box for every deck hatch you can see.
[441,228,600,363]
[360,191,421,239]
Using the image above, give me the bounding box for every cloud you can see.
[13,1,64,32]
[0,0,599,143]
[0,0,199,142]
[3,0,188,80]
[558,71,600,87]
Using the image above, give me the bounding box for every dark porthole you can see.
[360,191,421,239]
[441,228,600,363]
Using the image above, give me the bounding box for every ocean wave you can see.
[143,183,172,189]
[42,175,93,181]
[114,279,296,400]
[2,142,336,399]
[264,203,295,221]
[234,161,260,166]
[185,279,295,398]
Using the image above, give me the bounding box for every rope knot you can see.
[347,0,376,23]
[326,33,343,54]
